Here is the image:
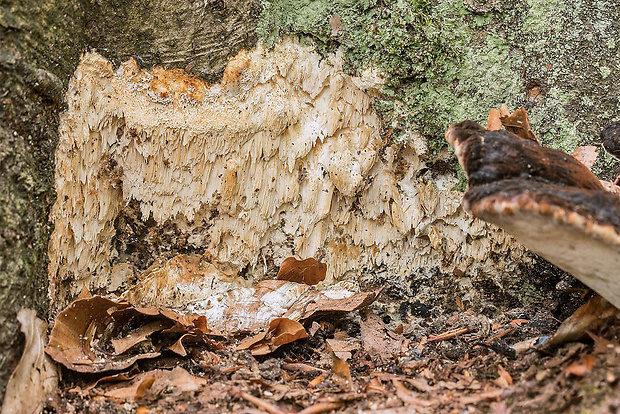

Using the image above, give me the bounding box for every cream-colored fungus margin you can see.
[49,39,525,308]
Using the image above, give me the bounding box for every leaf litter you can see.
[30,137,620,412]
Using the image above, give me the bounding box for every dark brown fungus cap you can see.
[601,121,620,160]
[446,121,620,308]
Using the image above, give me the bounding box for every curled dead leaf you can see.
[276,257,327,285]
[500,107,540,144]
[46,296,219,373]
[547,295,618,348]
[486,105,540,144]
[237,318,308,356]
[2,309,58,414]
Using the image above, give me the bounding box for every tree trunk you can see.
[1,0,619,399]
[0,0,258,397]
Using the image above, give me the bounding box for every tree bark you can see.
[0,0,258,397]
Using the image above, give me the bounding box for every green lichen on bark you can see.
[257,0,620,178]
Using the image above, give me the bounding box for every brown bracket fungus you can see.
[601,121,620,161]
[446,121,620,308]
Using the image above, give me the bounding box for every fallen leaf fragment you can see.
[547,295,619,348]
[500,107,540,144]
[282,362,328,374]
[111,320,171,355]
[486,108,503,131]
[512,337,540,354]
[104,368,205,401]
[326,337,358,361]
[1,309,58,414]
[564,354,596,377]
[276,257,327,285]
[359,311,408,361]
[46,296,219,373]
[392,379,433,407]
[309,375,327,388]
[237,318,308,355]
[332,357,352,390]
[135,375,157,399]
[486,105,540,144]
[365,377,387,394]
[286,288,382,321]
[571,146,598,170]
[494,365,513,388]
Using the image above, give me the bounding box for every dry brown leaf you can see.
[135,375,157,399]
[104,368,205,401]
[332,357,352,390]
[326,337,358,361]
[286,288,382,321]
[46,296,220,373]
[512,337,539,354]
[84,369,139,392]
[276,257,327,286]
[359,311,408,362]
[364,377,387,394]
[309,375,326,388]
[501,107,540,144]
[486,108,503,131]
[499,103,511,117]
[237,318,308,356]
[494,365,513,388]
[564,354,596,377]
[571,145,598,170]
[111,320,171,355]
[1,309,58,414]
[547,295,618,348]
[405,378,431,393]
[392,379,433,406]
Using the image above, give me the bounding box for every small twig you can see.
[282,363,329,374]
[427,327,470,343]
[485,328,515,345]
[231,387,288,414]
[296,402,344,414]
[220,365,244,374]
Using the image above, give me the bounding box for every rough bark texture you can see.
[0,0,259,398]
[0,0,83,398]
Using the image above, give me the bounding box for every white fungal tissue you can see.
[49,38,526,308]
